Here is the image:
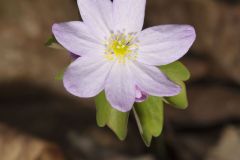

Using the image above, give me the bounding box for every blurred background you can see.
[0,0,240,159]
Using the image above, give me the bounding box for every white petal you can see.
[63,56,113,98]
[105,62,136,112]
[77,0,113,40]
[113,0,146,33]
[52,21,104,56]
[137,25,196,66]
[130,61,181,97]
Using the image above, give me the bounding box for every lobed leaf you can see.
[164,81,188,109]
[160,61,190,81]
[95,92,129,140]
[160,61,190,109]
[134,96,164,146]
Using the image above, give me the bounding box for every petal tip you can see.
[51,23,63,40]
[186,25,196,42]
[52,23,59,34]
[105,92,133,112]
[168,83,182,96]
[62,71,77,97]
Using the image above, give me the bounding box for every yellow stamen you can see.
[104,32,139,63]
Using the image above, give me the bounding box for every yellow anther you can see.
[104,32,139,63]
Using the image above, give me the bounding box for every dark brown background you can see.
[0,0,240,160]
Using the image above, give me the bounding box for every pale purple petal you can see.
[105,62,136,112]
[113,0,146,33]
[63,56,113,98]
[77,0,113,40]
[135,86,148,102]
[130,61,181,97]
[137,25,196,66]
[52,21,104,56]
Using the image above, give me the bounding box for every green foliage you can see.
[92,61,191,146]
[55,69,65,81]
[160,61,190,109]
[133,96,164,146]
[95,92,129,140]
[165,81,188,109]
[160,61,190,81]
[45,35,64,50]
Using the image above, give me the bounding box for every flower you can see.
[52,0,196,112]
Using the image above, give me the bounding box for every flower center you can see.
[104,32,139,63]
[112,40,129,57]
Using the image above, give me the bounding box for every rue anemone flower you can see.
[52,0,196,112]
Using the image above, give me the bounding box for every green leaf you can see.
[134,96,164,147]
[45,35,65,50]
[95,92,111,127]
[55,69,65,81]
[160,61,190,81]
[165,81,188,109]
[95,92,129,140]
[160,61,190,109]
